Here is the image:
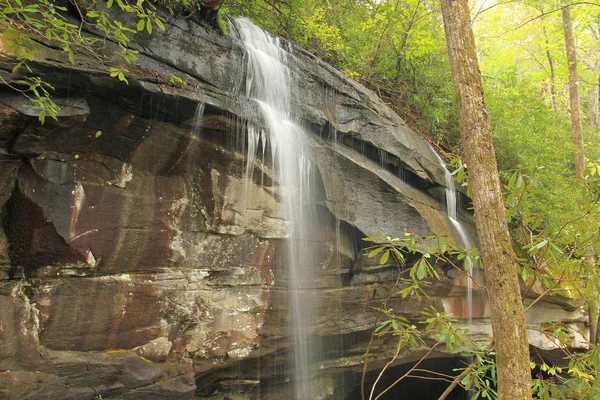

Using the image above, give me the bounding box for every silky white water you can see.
[430,149,475,322]
[232,17,318,399]
[430,150,478,400]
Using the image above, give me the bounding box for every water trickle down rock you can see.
[0,11,588,400]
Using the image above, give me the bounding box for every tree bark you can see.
[439,1,531,398]
[592,75,599,130]
[544,32,558,113]
[562,1,599,345]
[540,1,558,112]
[562,3,585,184]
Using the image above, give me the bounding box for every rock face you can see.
[0,11,587,400]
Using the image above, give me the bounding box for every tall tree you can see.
[562,1,599,345]
[540,1,558,113]
[593,76,600,129]
[439,0,532,398]
[562,2,586,183]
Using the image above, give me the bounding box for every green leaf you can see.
[507,171,517,189]
[367,247,384,258]
[375,320,391,333]
[549,242,563,254]
[507,194,516,207]
[137,19,145,31]
[107,0,114,8]
[391,248,405,266]
[416,260,425,280]
[380,250,390,265]
[583,193,591,212]
[146,20,152,34]
[155,18,165,31]
[461,374,470,385]
[515,174,523,188]
[38,109,46,124]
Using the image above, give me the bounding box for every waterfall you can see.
[231,17,319,399]
[430,149,475,323]
[431,150,481,400]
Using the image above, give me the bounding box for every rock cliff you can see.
[0,10,587,400]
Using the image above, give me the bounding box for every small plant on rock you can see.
[167,74,187,88]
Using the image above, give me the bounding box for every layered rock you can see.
[0,10,587,400]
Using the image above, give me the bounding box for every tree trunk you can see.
[439,1,531,398]
[544,32,558,113]
[562,3,585,184]
[588,25,600,131]
[562,1,599,345]
[592,75,599,130]
[540,1,558,112]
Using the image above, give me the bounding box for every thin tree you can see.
[562,1,586,183]
[593,76,600,129]
[590,27,600,130]
[562,0,599,345]
[439,0,531,398]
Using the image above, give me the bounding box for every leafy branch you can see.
[360,231,486,399]
[0,0,166,122]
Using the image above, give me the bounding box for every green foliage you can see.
[217,8,228,35]
[362,231,487,397]
[532,363,564,400]
[167,73,187,88]
[500,161,600,299]
[374,307,423,349]
[363,155,600,397]
[562,345,600,398]
[363,231,475,302]
[223,0,457,142]
[457,347,497,400]
[421,306,468,352]
[0,0,167,122]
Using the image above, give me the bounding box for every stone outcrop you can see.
[0,10,587,400]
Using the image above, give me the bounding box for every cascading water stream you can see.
[231,17,319,399]
[430,149,475,324]
[431,150,478,400]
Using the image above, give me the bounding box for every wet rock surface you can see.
[0,12,587,400]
